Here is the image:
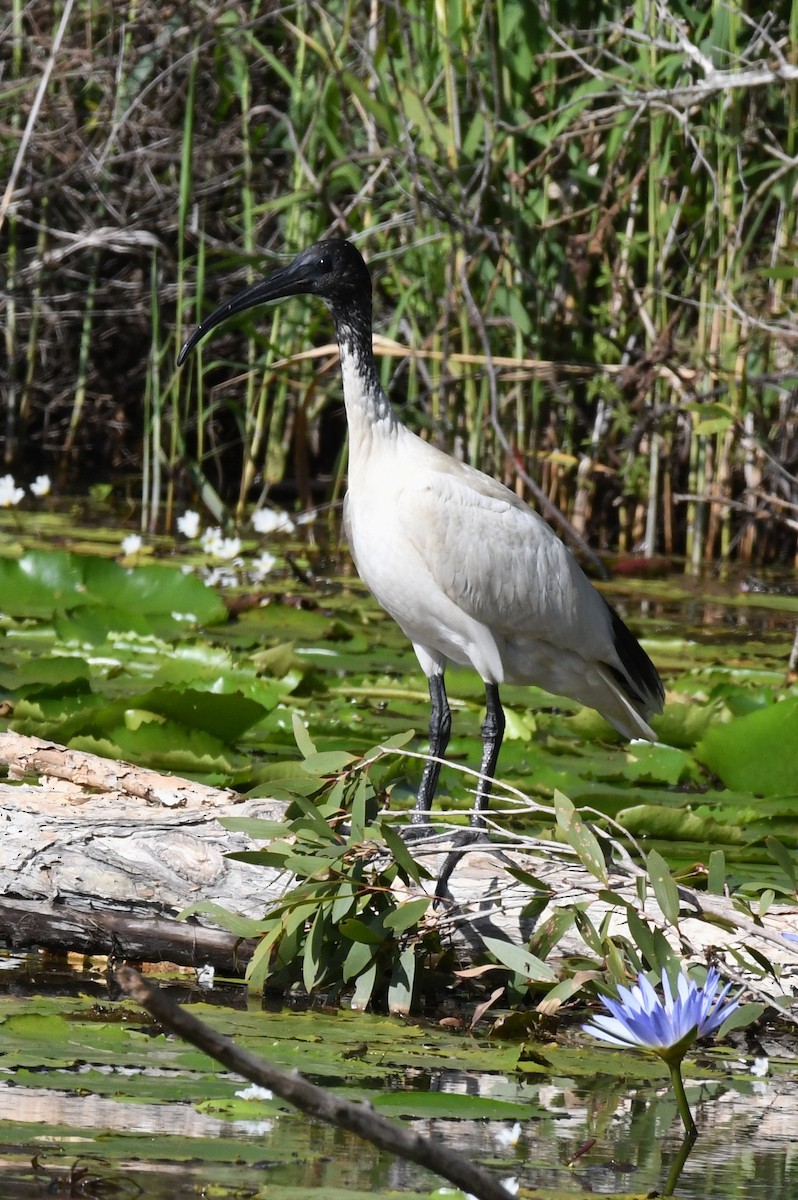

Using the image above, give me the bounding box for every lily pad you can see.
[0,550,227,629]
[695,696,798,796]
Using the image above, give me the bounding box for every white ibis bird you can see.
[178,240,664,839]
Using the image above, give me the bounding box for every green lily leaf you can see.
[695,697,798,796]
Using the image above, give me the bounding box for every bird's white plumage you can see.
[340,341,658,741]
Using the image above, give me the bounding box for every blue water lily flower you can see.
[583,967,740,1138]
[584,967,739,1064]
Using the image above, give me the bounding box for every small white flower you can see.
[494,1121,522,1148]
[201,526,224,555]
[120,534,143,555]
[250,550,277,581]
[0,475,25,507]
[177,510,201,539]
[196,964,214,989]
[235,1084,273,1101]
[252,508,295,535]
[212,536,242,560]
[200,528,241,560]
[296,508,318,526]
[203,566,239,588]
[751,1055,769,1077]
[30,474,51,497]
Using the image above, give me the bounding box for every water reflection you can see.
[392,1067,798,1197]
[4,1064,794,1198]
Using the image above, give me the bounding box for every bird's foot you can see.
[400,817,476,852]
[434,826,495,904]
[398,821,510,904]
[400,819,438,845]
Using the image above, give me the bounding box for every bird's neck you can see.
[333,309,398,459]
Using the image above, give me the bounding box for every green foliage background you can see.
[2,0,797,564]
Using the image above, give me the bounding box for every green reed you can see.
[1,0,795,567]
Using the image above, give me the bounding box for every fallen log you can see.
[0,896,258,973]
[1,731,797,1004]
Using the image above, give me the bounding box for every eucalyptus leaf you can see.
[349,959,378,1010]
[527,908,576,959]
[647,849,681,925]
[177,902,267,937]
[381,823,429,882]
[718,1002,765,1034]
[388,944,416,1016]
[350,774,369,838]
[293,711,317,758]
[302,750,357,774]
[343,937,377,984]
[554,791,608,884]
[766,837,798,891]
[303,905,327,993]
[339,917,384,946]
[708,849,726,895]
[480,935,557,983]
[625,909,657,964]
[383,897,430,933]
[331,883,357,925]
[219,817,288,839]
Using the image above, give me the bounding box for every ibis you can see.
[177,239,664,841]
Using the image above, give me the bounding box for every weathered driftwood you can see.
[0,731,288,972]
[1,732,797,1002]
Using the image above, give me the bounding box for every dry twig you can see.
[116,967,517,1200]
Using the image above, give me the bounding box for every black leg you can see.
[412,673,451,825]
[433,683,507,899]
[471,683,505,827]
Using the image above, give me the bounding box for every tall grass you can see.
[0,0,796,569]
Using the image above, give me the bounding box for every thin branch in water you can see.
[115,967,517,1200]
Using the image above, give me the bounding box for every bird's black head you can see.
[177,239,372,365]
[285,239,372,305]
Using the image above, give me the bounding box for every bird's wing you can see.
[394,449,663,734]
[397,459,610,654]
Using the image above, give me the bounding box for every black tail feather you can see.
[605,600,664,718]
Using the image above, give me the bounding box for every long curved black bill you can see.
[176,257,312,366]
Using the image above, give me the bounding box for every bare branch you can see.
[116,967,517,1200]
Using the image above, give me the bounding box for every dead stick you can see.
[0,731,236,806]
[116,967,515,1200]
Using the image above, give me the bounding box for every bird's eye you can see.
[316,255,330,273]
